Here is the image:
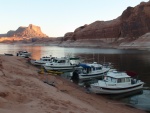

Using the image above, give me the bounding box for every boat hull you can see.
[44,65,75,71]
[79,70,109,80]
[72,68,110,80]
[30,60,47,66]
[90,83,144,94]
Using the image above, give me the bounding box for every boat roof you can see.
[41,56,54,58]
[55,57,69,60]
[107,71,130,78]
[79,62,102,68]
[41,57,52,60]
[41,56,51,58]
[69,57,80,60]
[19,50,28,52]
[54,57,79,60]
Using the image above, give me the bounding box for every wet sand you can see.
[0,55,146,113]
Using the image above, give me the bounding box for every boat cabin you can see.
[52,57,70,64]
[90,70,144,94]
[40,57,55,62]
[52,57,80,65]
[103,71,132,84]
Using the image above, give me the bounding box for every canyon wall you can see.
[64,1,150,44]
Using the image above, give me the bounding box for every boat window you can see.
[117,79,121,83]
[53,60,57,62]
[106,77,116,83]
[62,60,66,63]
[92,67,95,71]
[58,60,65,63]
[96,67,102,70]
[125,78,130,82]
[106,77,112,82]
[121,78,125,82]
[86,68,90,73]
[117,78,125,83]
[83,69,87,74]
[111,78,117,83]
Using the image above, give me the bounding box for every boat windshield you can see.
[104,76,117,83]
[117,77,131,83]
[95,67,102,70]
[57,60,66,63]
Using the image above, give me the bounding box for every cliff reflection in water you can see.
[28,46,42,60]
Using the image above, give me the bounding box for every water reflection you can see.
[121,90,150,111]
[29,46,42,60]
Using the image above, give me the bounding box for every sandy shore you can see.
[0,55,146,113]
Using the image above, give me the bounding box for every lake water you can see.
[0,43,150,111]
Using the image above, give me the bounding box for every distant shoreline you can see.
[1,42,150,51]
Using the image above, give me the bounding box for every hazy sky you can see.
[0,0,149,37]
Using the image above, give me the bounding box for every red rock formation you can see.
[120,2,150,38]
[6,24,48,38]
[72,20,121,40]
[68,1,150,42]
[64,32,74,41]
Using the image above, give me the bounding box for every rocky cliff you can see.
[6,24,48,38]
[65,1,150,43]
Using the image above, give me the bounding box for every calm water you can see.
[0,43,150,111]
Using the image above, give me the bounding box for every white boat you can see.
[16,50,31,58]
[71,62,110,80]
[90,71,144,94]
[43,57,80,71]
[30,56,56,66]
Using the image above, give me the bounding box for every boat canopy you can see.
[69,57,80,60]
[79,63,91,68]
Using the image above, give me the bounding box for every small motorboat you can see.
[43,57,80,71]
[16,50,31,58]
[30,56,56,66]
[90,71,144,94]
[4,53,13,56]
[71,62,110,81]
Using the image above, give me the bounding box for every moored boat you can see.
[90,71,144,94]
[43,57,80,71]
[71,62,110,81]
[30,56,56,66]
[16,50,31,58]
[4,53,13,56]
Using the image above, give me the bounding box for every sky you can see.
[0,0,149,37]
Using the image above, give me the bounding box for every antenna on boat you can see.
[98,54,99,63]
[93,52,94,62]
[104,56,105,64]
